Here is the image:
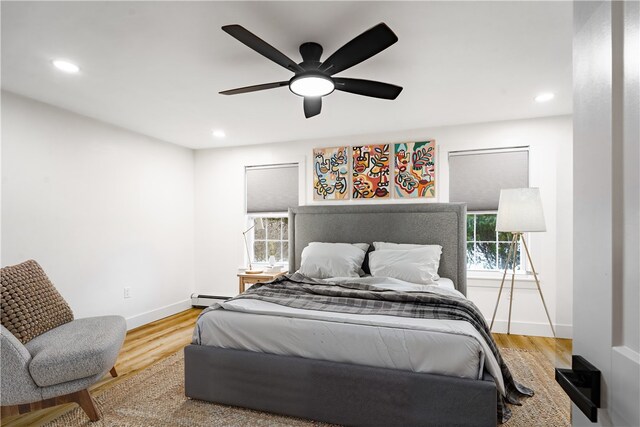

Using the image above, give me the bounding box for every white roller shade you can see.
[246,164,299,213]
[449,149,529,211]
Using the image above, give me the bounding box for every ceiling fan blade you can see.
[219,81,289,95]
[304,97,322,118]
[222,25,303,73]
[320,23,398,76]
[333,78,403,100]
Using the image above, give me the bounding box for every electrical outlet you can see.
[124,287,131,299]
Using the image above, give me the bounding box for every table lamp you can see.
[242,218,264,274]
[489,188,556,337]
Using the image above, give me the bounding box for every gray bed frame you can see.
[185,203,497,426]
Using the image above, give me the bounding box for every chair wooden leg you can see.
[75,389,100,422]
[110,366,118,377]
[0,388,100,422]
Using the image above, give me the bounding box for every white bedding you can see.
[328,276,457,291]
[434,277,456,290]
[193,276,505,393]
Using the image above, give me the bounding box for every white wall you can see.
[1,91,195,329]
[195,115,573,337]
[572,1,639,425]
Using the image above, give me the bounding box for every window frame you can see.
[466,211,528,273]
[246,212,289,266]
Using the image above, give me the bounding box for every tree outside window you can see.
[250,216,288,264]
[467,213,524,271]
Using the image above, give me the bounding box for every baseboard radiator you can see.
[190,294,231,308]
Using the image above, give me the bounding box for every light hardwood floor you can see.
[1,308,571,427]
[493,331,572,368]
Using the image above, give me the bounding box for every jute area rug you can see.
[45,348,569,426]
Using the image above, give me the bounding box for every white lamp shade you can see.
[496,188,546,232]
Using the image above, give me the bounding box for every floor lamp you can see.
[489,188,556,337]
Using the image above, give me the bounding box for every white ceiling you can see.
[1,1,572,149]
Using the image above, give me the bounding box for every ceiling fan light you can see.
[290,75,334,97]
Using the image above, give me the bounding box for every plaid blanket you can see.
[230,272,533,423]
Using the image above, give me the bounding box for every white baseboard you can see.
[125,299,192,330]
[489,319,572,338]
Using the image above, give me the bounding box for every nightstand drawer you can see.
[237,270,287,294]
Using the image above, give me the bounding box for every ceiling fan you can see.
[219,23,403,118]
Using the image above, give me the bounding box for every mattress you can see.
[193,276,505,393]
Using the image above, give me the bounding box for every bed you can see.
[185,204,501,426]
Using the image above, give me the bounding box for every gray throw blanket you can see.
[230,272,533,423]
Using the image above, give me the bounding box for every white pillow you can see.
[299,243,369,279]
[373,242,439,251]
[310,242,369,252]
[368,246,442,285]
[372,242,442,280]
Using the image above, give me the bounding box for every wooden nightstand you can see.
[237,270,288,294]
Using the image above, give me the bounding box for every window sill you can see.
[467,271,537,282]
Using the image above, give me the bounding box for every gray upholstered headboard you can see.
[288,203,468,295]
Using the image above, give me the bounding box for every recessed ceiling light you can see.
[212,129,226,138]
[52,59,80,74]
[534,93,555,103]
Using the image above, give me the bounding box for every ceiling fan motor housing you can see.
[299,42,323,67]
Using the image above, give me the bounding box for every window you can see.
[467,213,525,272]
[245,163,298,266]
[250,216,289,264]
[448,147,529,271]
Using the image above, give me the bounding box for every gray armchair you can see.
[0,261,126,422]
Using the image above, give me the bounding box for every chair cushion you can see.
[1,260,74,344]
[25,316,126,387]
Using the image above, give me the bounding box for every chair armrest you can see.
[1,325,40,405]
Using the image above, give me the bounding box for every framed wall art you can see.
[352,144,391,199]
[313,146,350,200]
[393,140,436,198]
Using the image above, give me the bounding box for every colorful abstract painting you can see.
[393,140,436,198]
[313,146,350,200]
[352,144,391,199]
